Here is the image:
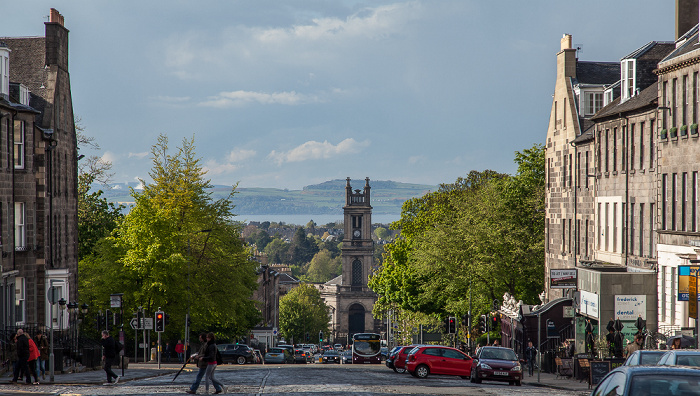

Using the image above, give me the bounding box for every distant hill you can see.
[98,179,437,216]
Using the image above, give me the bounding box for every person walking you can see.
[176,340,185,363]
[27,336,40,384]
[625,334,643,357]
[202,332,224,394]
[101,330,120,384]
[12,329,30,384]
[524,341,537,377]
[187,333,209,394]
[35,330,49,380]
[164,342,172,363]
[7,334,18,383]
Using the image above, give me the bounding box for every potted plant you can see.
[661,129,668,139]
[681,125,688,136]
[692,124,698,135]
[670,126,678,138]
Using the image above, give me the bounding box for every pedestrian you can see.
[186,333,209,394]
[27,336,40,384]
[35,330,49,380]
[7,334,17,383]
[625,334,643,357]
[176,340,185,363]
[670,337,682,350]
[492,340,500,347]
[12,329,30,384]
[524,341,537,377]
[101,330,120,384]
[202,332,224,394]
[164,342,172,363]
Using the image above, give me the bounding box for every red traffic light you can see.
[157,313,163,319]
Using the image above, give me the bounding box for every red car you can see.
[392,345,418,373]
[405,345,473,379]
[470,346,522,386]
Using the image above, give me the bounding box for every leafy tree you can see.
[289,228,319,266]
[374,227,389,240]
[80,135,260,340]
[304,250,341,283]
[279,283,330,344]
[246,229,273,251]
[264,238,289,264]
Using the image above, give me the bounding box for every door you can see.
[442,348,471,376]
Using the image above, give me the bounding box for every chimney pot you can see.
[561,34,572,51]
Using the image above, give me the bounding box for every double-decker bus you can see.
[351,333,382,364]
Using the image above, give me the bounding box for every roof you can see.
[278,273,299,283]
[575,61,620,85]
[622,41,675,61]
[660,25,700,63]
[324,275,342,285]
[591,81,658,120]
[0,37,50,124]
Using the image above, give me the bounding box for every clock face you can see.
[353,229,361,238]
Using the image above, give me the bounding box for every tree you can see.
[80,134,260,340]
[279,283,330,344]
[374,227,389,240]
[304,250,341,283]
[289,227,319,266]
[264,238,289,264]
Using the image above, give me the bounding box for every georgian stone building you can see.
[0,9,78,329]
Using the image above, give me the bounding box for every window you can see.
[625,60,635,99]
[682,173,688,231]
[683,75,688,127]
[352,259,363,286]
[585,219,589,257]
[662,174,667,230]
[605,203,610,251]
[14,202,24,249]
[13,120,24,169]
[0,48,8,97]
[15,278,25,324]
[621,126,626,170]
[673,78,678,127]
[630,124,635,170]
[613,203,618,252]
[568,154,572,187]
[576,220,580,255]
[694,172,698,232]
[672,173,677,230]
[563,98,567,127]
[613,128,618,172]
[694,72,698,126]
[568,218,572,253]
[577,152,581,188]
[562,220,566,253]
[585,92,604,115]
[585,151,590,188]
[597,203,602,249]
[597,130,602,174]
[19,85,29,106]
[605,130,610,173]
[639,203,644,257]
[563,155,567,188]
[663,81,668,129]
[630,203,635,255]
[650,120,655,168]
[639,122,645,169]
[650,203,655,257]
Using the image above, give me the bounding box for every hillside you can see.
[99,179,437,216]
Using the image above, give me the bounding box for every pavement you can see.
[1,362,593,393]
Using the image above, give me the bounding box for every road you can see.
[0,363,591,396]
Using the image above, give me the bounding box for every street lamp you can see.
[58,298,66,330]
[185,229,212,357]
[67,302,78,368]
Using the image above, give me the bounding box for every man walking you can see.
[187,333,209,394]
[524,341,537,377]
[101,330,120,384]
[12,329,30,384]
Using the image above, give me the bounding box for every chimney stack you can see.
[49,8,64,26]
[675,0,698,40]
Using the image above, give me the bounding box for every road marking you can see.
[256,369,271,396]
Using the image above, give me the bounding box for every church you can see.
[317,177,381,345]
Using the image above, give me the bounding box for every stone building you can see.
[318,178,380,345]
[0,9,78,329]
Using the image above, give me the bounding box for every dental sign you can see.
[614,295,646,321]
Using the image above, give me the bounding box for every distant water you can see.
[235,214,400,226]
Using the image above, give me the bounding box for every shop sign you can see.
[678,266,700,301]
[614,295,646,321]
[579,290,599,319]
[550,269,577,289]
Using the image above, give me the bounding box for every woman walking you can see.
[202,332,224,394]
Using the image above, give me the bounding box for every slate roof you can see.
[591,81,658,120]
[623,41,675,61]
[325,275,342,285]
[575,61,620,85]
[660,24,700,62]
[0,37,50,125]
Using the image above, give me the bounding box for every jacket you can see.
[36,335,49,360]
[196,341,209,369]
[202,341,218,365]
[28,338,40,361]
[102,336,118,359]
[16,334,30,360]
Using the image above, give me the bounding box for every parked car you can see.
[589,365,700,396]
[405,345,473,379]
[217,343,255,365]
[277,344,295,359]
[385,346,403,370]
[470,346,522,386]
[624,350,666,366]
[657,350,700,367]
[380,347,389,361]
[334,343,344,351]
[393,345,419,374]
[264,347,293,364]
[322,350,341,364]
[340,350,352,364]
[294,348,309,364]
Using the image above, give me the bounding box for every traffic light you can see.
[461,314,469,327]
[306,333,310,341]
[479,315,487,333]
[319,331,323,342]
[165,313,170,325]
[448,317,456,334]
[491,313,499,329]
[155,311,165,332]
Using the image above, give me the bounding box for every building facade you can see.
[0,9,78,330]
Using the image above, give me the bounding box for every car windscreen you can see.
[629,374,700,395]
[268,348,284,354]
[324,351,339,356]
[676,354,700,366]
[639,352,666,365]
[480,348,517,361]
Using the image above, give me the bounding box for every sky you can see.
[2,1,676,190]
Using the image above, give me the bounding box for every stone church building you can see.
[317,178,381,345]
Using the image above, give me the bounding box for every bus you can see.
[351,333,382,364]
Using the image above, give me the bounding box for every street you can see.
[0,363,591,396]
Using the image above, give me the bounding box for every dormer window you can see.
[19,84,30,106]
[621,59,636,101]
[0,44,9,99]
[585,92,604,115]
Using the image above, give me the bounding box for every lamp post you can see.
[48,286,57,382]
[67,302,77,368]
[58,298,66,373]
[80,303,88,367]
[185,229,212,356]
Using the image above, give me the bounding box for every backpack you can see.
[216,349,223,365]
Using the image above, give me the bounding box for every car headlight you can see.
[479,363,492,370]
[512,364,521,371]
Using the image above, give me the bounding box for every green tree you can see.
[304,250,341,283]
[289,227,319,266]
[279,283,330,344]
[80,135,260,340]
[374,227,389,240]
[264,238,289,264]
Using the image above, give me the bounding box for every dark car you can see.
[264,347,293,364]
[393,345,418,374]
[405,345,473,379]
[624,350,666,366]
[589,365,700,396]
[470,346,522,386]
[217,343,254,365]
[657,350,700,367]
[340,350,352,364]
[385,346,403,370]
[294,348,309,364]
[322,350,341,364]
[380,347,389,361]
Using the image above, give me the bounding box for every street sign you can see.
[110,294,123,308]
[47,287,58,304]
[130,317,154,330]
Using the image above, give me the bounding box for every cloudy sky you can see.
[2,1,675,190]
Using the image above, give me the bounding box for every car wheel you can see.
[471,370,481,384]
[394,367,406,374]
[237,356,246,365]
[415,365,429,379]
[515,380,521,386]
[461,376,469,379]
[409,370,418,377]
